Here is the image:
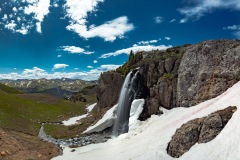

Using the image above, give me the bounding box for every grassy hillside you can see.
[0,83,23,94]
[0,91,96,136]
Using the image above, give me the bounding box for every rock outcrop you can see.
[167,106,237,158]
[177,40,240,107]
[96,72,124,109]
[137,46,185,117]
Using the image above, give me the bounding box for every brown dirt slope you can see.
[0,127,62,160]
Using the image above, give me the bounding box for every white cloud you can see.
[137,40,158,45]
[100,44,171,58]
[87,66,94,69]
[170,19,176,23]
[223,25,240,30]
[24,0,51,33]
[234,31,240,38]
[179,0,240,23]
[23,67,47,77]
[16,27,28,35]
[100,64,120,70]
[165,37,171,40]
[17,17,21,22]
[36,22,42,33]
[66,16,134,42]
[0,65,121,81]
[0,0,50,34]
[64,0,134,41]
[53,64,69,70]
[4,20,17,31]
[154,16,164,24]
[57,55,62,58]
[12,7,18,12]
[2,14,8,21]
[60,46,94,54]
[223,25,240,38]
[93,60,98,63]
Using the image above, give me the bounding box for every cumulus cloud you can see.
[0,0,51,34]
[0,65,121,81]
[24,0,51,33]
[60,46,94,54]
[234,31,240,38]
[223,25,240,30]
[170,19,176,23]
[100,44,171,58]
[93,60,98,63]
[179,0,240,23]
[64,0,134,41]
[223,24,240,38]
[23,67,47,77]
[2,14,8,21]
[53,64,69,70]
[4,20,17,31]
[87,66,94,69]
[165,37,171,40]
[154,16,164,24]
[137,40,158,45]
[100,64,120,70]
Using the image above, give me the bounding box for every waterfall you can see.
[112,70,141,136]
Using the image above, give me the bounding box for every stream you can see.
[38,103,112,148]
[38,124,112,148]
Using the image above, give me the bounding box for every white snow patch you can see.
[128,99,145,132]
[62,103,96,126]
[26,81,32,87]
[52,81,240,160]
[83,104,117,134]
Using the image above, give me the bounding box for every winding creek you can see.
[38,103,112,148]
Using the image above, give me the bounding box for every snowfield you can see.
[84,104,117,134]
[53,81,240,160]
[62,103,96,126]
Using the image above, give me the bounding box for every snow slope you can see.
[53,81,240,160]
[84,104,117,134]
[62,103,96,126]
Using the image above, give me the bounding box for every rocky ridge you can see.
[96,40,240,118]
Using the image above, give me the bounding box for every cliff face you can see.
[96,72,124,109]
[96,40,240,116]
[177,40,240,107]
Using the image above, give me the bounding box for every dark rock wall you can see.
[138,57,181,115]
[96,72,124,109]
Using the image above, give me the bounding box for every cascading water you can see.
[112,70,142,136]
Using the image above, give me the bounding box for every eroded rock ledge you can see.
[167,106,237,158]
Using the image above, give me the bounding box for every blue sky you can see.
[0,0,239,80]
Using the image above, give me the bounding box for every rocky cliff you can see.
[177,40,240,107]
[96,40,240,117]
[96,72,124,109]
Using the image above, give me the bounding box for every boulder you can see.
[198,113,222,143]
[167,106,236,158]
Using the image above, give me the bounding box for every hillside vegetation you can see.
[0,83,96,136]
[0,83,23,94]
